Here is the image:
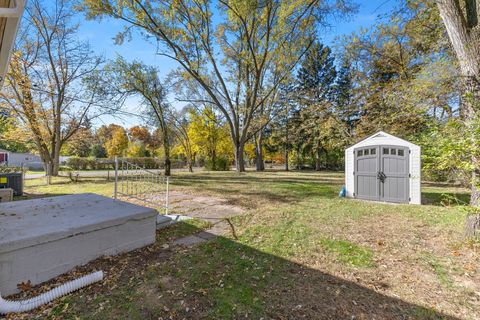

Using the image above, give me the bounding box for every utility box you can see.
[0,188,13,202]
[0,172,23,196]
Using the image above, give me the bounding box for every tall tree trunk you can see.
[47,161,55,178]
[437,0,480,206]
[285,103,290,171]
[296,146,301,170]
[285,148,289,171]
[190,153,196,172]
[437,0,480,237]
[51,140,60,176]
[315,147,322,171]
[164,153,171,176]
[51,111,61,176]
[254,132,265,171]
[163,135,171,176]
[285,120,289,171]
[464,76,480,205]
[234,142,245,172]
[325,149,329,170]
[211,149,217,171]
[39,149,52,181]
[188,158,193,173]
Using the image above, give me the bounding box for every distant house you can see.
[0,149,43,169]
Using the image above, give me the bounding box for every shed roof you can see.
[346,131,419,151]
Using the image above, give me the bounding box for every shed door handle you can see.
[377,171,386,182]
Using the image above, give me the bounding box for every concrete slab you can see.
[0,193,158,296]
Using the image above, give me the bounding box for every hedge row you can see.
[65,157,186,170]
[66,157,113,170]
[0,166,25,173]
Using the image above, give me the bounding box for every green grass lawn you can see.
[11,170,480,319]
[23,176,115,197]
[26,170,46,174]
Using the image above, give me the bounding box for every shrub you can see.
[66,156,103,170]
[0,166,25,173]
[205,157,230,171]
[93,158,114,170]
[64,157,187,171]
[123,157,161,169]
[66,157,81,170]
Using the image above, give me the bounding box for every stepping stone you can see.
[196,231,217,240]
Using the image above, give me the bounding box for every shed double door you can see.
[354,146,409,203]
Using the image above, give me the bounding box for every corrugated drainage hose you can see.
[0,271,103,314]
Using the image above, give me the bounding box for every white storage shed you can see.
[345,131,421,204]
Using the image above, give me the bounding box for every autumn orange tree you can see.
[80,0,354,172]
[128,126,152,146]
[128,126,153,156]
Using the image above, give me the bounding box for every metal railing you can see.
[114,156,169,214]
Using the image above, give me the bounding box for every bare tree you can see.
[1,0,119,175]
[107,57,172,175]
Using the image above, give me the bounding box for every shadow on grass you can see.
[174,173,344,186]
[16,221,460,320]
[173,176,340,207]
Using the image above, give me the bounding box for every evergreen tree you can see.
[335,59,357,137]
[297,42,337,103]
[90,144,107,158]
[293,42,344,170]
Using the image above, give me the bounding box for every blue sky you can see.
[77,0,396,128]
